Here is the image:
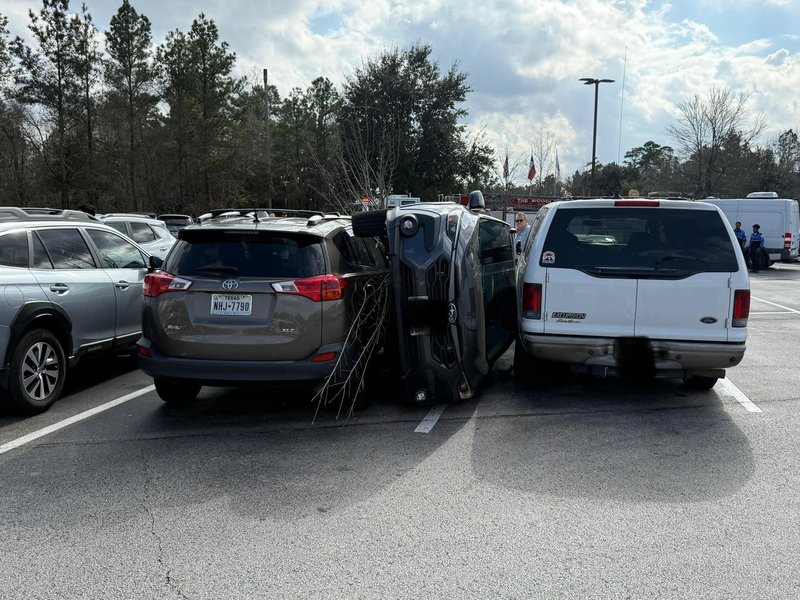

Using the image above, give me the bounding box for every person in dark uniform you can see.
[747,224,767,272]
[733,221,746,251]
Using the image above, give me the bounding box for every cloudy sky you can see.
[4,0,799,185]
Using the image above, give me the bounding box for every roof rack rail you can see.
[305,212,349,226]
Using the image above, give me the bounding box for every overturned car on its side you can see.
[354,194,516,405]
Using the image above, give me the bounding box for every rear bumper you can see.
[520,333,746,371]
[136,337,343,386]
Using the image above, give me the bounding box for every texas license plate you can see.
[210,294,252,316]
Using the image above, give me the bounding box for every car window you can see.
[166,232,325,278]
[130,222,157,243]
[540,207,739,274]
[36,228,96,269]
[87,229,147,269]
[0,231,29,268]
[333,230,379,270]
[105,221,127,235]
[32,232,53,269]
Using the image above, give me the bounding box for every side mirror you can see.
[148,255,163,272]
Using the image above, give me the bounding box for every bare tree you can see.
[309,105,401,214]
[530,126,555,189]
[667,86,766,197]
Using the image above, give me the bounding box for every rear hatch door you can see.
[154,229,328,361]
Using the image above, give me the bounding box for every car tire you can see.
[6,329,66,414]
[683,375,718,390]
[154,379,201,404]
[352,209,388,237]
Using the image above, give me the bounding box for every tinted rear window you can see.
[540,207,738,274]
[0,231,29,267]
[165,232,326,278]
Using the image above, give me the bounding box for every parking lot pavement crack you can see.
[140,449,191,600]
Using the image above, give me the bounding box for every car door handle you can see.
[114,281,131,290]
[50,283,69,294]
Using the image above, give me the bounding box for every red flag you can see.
[503,153,509,179]
[527,154,536,181]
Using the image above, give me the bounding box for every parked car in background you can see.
[0,217,156,413]
[137,209,388,405]
[515,198,750,390]
[701,193,800,264]
[0,206,99,222]
[353,193,517,405]
[98,213,176,259]
[158,213,195,235]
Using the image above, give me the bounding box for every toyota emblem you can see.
[222,280,239,291]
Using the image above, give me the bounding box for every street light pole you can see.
[579,77,614,196]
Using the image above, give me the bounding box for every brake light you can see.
[143,272,193,298]
[614,200,660,207]
[522,283,542,319]
[732,289,750,327]
[784,233,792,250]
[271,275,349,302]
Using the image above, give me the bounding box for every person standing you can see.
[747,223,766,272]
[514,212,531,259]
[733,221,746,251]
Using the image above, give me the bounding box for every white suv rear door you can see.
[634,275,731,341]
[542,267,636,336]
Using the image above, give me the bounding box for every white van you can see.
[701,193,800,263]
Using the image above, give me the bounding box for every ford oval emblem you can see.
[700,316,718,324]
[448,302,457,324]
[222,279,239,291]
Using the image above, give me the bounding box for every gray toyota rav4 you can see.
[137,210,388,404]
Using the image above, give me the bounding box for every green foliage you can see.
[339,44,492,203]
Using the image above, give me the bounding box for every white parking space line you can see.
[750,311,795,315]
[751,296,800,315]
[0,385,155,456]
[716,378,762,413]
[415,405,447,433]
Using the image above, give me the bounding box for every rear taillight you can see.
[784,233,792,250]
[143,272,193,298]
[271,275,349,302]
[732,289,750,327]
[522,283,543,319]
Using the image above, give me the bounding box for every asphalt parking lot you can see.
[1,263,799,599]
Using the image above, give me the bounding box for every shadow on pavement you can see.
[0,380,473,526]
[471,374,756,503]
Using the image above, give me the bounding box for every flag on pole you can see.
[527,153,536,181]
[503,153,509,179]
[555,151,561,180]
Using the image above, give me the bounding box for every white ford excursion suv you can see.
[515,199,750,389]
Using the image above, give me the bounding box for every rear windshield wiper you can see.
[193,265,240,274]
[655,253,699,266]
